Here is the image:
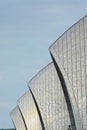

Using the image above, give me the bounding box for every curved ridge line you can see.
[51,53,76,130]
[17,105,28,130]
[29,87,45,130]
[11,118,16,130]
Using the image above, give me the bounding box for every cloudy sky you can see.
[0,0,87,128]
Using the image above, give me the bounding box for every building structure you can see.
[10,107,26,130]
[10,15,87,130]
[28,62,70,130]
[17,90,42,130]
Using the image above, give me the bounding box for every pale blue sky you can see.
[0,0,87,128]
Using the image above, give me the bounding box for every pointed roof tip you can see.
[28,62,53,85]
[49,14,87,49]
